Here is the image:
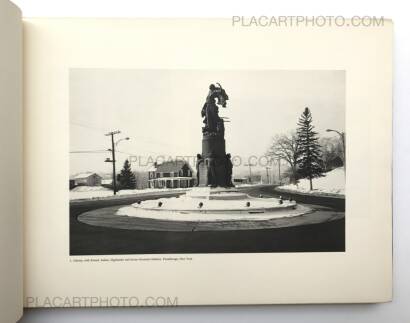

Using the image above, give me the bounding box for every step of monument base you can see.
[185,187,248,200]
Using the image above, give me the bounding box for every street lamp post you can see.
[105,131,130,195]
[116,137,130,147]
[326,129,345,174]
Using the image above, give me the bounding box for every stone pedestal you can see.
[198,134,230,187]
[202,136,225,158]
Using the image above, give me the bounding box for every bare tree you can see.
[319,136,344,171]
[267,132,300,184]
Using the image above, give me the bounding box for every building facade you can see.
[71,173,102,187]
[148,160,195,189]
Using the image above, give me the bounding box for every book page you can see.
[24,18,392,306]
[0,0,23,321]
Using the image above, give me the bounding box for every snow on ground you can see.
[70,183,267,201]
[71,186,111,192]
[70,186,189,200]
[278,167,345,196]
[116,204,310,222]
[132,195,296,212]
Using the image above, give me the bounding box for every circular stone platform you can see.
[77,188,344,231]
[77,203,344,232]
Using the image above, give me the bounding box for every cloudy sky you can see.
[70,69,345,176]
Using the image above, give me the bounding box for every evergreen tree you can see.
[296,107,324,190]
[118,159,137,190]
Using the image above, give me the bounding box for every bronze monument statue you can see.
[201,83,228,136]
[197,83,233,188]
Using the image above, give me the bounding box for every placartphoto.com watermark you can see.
[232,16,385,28]
[25,295,178,308]
[129,154,276,168]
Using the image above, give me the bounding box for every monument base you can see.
[117,188,299,217]
[197,160,233,188]
[186,186,247,200]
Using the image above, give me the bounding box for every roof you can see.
[153,160,192,173]
[72,172,102,180]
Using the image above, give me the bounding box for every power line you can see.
[69,150,108,154]
[71,121,188,150]
[115,148,164,155]
[70,121,108,133]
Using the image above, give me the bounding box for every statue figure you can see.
[225,153,234,187]
[195,154,203,186]
[197,83,232,188]
[207,158,217,187]
[216,118,225,137]
[201,83,229,136]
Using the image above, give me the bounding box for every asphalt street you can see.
[70,186,345,255]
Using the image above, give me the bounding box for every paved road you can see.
[70,186,345,255]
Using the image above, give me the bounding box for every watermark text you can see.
[232,16,385,28]
[25,295,179,308]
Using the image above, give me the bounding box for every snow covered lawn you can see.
[278,167,345,197]
[70,186,189,201]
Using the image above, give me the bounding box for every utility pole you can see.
[105,130,121,195]
[244,163,256,184]
[265,166,271,184]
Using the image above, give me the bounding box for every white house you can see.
[148,160,195,189]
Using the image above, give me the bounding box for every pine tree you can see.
[118,159,137,190]
[296,107,324,190]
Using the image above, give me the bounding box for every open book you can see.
[1,0,392,321]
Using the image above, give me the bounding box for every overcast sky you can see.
[70,69,345,176]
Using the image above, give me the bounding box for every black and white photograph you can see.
[0,0,401,320]
[70,69,346,255]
